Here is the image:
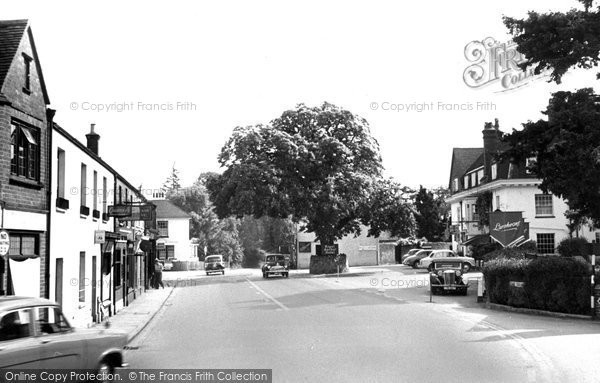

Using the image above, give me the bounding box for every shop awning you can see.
[462,234,491,246]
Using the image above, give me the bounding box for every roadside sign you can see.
[0,230,9,256]
[94,230,106,244]
[108,205,132,218]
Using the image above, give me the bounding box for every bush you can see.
[483,256,591,315]
[482,241,537,262]
[243,248,267,268]
[471,242,501,261]
[557,237,589,257]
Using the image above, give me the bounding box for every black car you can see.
[262,254,289,278]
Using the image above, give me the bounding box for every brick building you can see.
[0,20,52,297]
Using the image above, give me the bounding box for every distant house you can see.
[296,225,395,268]
[150,196,197,261]
[446,119,599,255]
[0,20,52,298]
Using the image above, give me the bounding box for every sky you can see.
[3,0,598,192]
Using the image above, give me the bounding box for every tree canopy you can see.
[207,102,415,244]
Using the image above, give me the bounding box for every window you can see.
[477,169,484,184]
[166,245,175,259]
[57,149,66,198]
[0,309,32,341]
[102,177,107,213]
[596,232,600,243]
[79,252,85,302]
[491,163,497,180]
[93,171,98,211]
[472,204,479,221]
[536,233,555,254]
[10,122,39,180]
[8,233,38,257]
[535,194,553,216]
[22,53,32,92]
[34,307,71,335]
[526,157,537,174]
[299,242,312,253]
[118,186,122,204]
[80,163,87,207]
[470,173,476,187]
[463,175,469,189]
[157,221,169,237]
[495,195,500,210]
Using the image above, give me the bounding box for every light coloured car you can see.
[204,254,225,275]
[0,296,128,372]
[400,248,421,264]
[402,249,433,268]
[417,250,475,272]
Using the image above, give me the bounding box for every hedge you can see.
[483,256,592,315]
[557,237,589,258]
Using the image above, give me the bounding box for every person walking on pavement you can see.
[154,258,165,289]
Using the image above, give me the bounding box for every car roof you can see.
[206,255,223,258]
[0,296,57,312]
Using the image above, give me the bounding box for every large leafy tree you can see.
[502,1,600,226]
[207,102,414,244]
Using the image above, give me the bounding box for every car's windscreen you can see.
[206,257,221,263]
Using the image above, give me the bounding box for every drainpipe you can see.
[45,108,55,299]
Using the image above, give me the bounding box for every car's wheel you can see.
[462,263,471,273]
[221,270,225,275]
[427,264,434,272]
[206,272,210,276]
[411,262,419,269]
[96,361,114,383]
[285,272,289,278]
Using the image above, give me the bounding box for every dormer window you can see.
[463,175,469,189]
[22,53,32,94]
[453,178,459,192]
[491,163,498,180]
[526,157,537,174]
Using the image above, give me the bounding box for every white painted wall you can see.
[49,131,115,328]
[156,217,194,260]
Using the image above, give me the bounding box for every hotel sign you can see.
[489,211,529,248]
[108,205,131,218]
[108,204,155,221]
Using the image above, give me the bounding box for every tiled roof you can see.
[0,20,28,92]
[449,148,483,187]
[150,199,191,219]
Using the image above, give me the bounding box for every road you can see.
[125,266,600,383]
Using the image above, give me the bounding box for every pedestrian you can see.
[154,259,165,289]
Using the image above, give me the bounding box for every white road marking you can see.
[246,278,290,311]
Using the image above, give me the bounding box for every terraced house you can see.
[0,20,52,297]
[447,119,599,255]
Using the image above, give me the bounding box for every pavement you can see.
[95,286,175,343]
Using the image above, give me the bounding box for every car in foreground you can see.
[204,255,225,275]
[0,296,128,372]
[417,250,475,272]
[429,259,469,295]
[262,254,290,278]
[402,249,433,268]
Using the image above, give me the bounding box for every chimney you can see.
[482,119,501,181]
[86,123,100,155]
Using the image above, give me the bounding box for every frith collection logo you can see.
[463,37,549,92]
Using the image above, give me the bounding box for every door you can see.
[55,259,63,307]
[91,256,97,322]
[35,306,83,369]
[0,308,40,368]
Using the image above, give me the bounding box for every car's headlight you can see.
[456,270,462,277]
[437,270,443,277]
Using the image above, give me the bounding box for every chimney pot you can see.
[86,123,100,156]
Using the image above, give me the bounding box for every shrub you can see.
[470,242,501,261]
[482,241,537,262]
[483,256,591,315]
[557,237,589,257]
[243,248,267,268]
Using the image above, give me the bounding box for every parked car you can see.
[0,296,128,371]
[162,258,174,271]
[417,250,475,272]
[262,254,290,278]
[429,259,469,295]
[204,255,226,275]
[402,249,433,268]
[400,248,421,264]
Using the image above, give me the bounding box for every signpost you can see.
[94,230,106,244]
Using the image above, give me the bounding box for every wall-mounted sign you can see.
[94,230,106,244]
[316,244,339,256]
[119,205,156,221]
[359,245,377,251]
[0,230,10,256]
[489,211,529,247]
[108,205,132,218]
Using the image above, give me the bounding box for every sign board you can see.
[108,205,132,218]
[94,230,106,244]
[316,244,339,256]
[119,205,155,222]
[156,242,166,250]
[489,211,529,247]
[0,230,9,256]
[359,245,377,251]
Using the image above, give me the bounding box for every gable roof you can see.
[448,148,483,187]
[0,19,49,104]
[150,199,191,219]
